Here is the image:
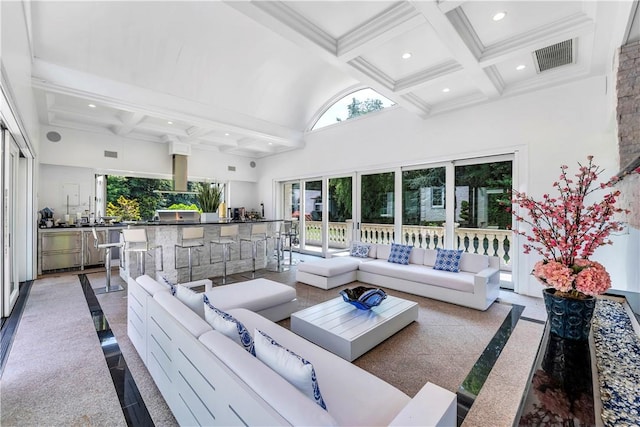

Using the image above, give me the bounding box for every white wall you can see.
[1,1,39,151]
[39,125,259,182]
[39,164,95,221]
[258,75,635,296]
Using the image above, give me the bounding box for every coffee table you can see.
[290,295,418,361]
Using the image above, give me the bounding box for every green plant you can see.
[196,181,223,213]
[167,203,199,211]
[106,195,141,221]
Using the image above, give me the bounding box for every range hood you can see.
[173,154,188,192]
[155,153,196,194]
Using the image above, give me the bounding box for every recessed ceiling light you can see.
[225,133,230,136]
[492,11,507,21]
[167,121,173,125]
[268,142,273,145]
[402,52,412,60]
[442,88,450,93]
[516,64,526,71]
[88,104,96,108]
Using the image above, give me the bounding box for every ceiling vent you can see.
[104,150,118,158]
[534,39,573,73]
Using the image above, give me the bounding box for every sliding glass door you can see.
[358,171,395,245]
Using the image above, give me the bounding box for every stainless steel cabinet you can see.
[38,227,123,274]
[84,229,106,267]
[40,231,83,273]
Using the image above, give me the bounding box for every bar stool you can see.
[282,220,299,265]
[267,221,288,272]
[122,228,162,278]
[210,224,239,285]
[92,227,125,294]
[240,222,268,279]
[175,227,205,282]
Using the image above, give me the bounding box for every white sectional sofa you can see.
[127,274,457,426]
[297,244,501,311]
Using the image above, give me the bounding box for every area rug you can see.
[279,280,514,397]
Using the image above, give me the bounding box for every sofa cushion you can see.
[203,296,255,355]
[424,249,437,267]
[231,308,410,426]
[358,260,475,293]
[297,257,361,277]
[204,278,296,313]
[459,252,489,273]
[137,274,172,296]
[409,247,425,265]
[153,291,212,338]
[387,243,412,265]
[433,248,463,272]
[175,284,205,317]
[254,329,327,410]
[376,244,391,260]
[350,242,371,258]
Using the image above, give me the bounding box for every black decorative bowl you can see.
[340,286,387,310]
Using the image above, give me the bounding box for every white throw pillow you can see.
[254,329,327,410]
[203,296,255,355]
[175,284,204,318]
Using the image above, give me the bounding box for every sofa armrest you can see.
[389,382,456,427]
[181,278,213,292]
[474,267,500,287]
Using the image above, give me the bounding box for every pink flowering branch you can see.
[511,156,638,297]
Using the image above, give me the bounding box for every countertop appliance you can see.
[155,209,200,223]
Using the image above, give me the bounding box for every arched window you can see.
[311,88,395,131]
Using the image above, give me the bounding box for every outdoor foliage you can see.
[336,97,385,122]
[106,176,199,220]
[106,195,141,221]
[361,172,395,223]
[328,177,352,222]
[167,203,199,211]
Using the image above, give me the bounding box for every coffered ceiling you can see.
[31,1,637,158]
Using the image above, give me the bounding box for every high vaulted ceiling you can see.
[31,1,637,158]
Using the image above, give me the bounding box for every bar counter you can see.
[119,220,283,284]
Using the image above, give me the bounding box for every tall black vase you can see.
[543,288,596,341]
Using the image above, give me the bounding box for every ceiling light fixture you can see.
[492,11,507,21]
[225,133,230,136]
[167,121,173,125]
[88,104,96,108]
[516,64,526,71]
[402,52,412,59]
[442,88,450,93]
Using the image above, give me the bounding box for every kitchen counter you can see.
[120,220,285,283]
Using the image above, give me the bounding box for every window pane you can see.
[360,171,395,245]
[454,161,512,229]
[312,88,395,130]
[401,167,446,249]
[106,176,199,221]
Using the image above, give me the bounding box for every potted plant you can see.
[511,156,638,340]
[197,181,223,223]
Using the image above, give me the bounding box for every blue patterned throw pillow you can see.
[203,296,255,356]
[161,276,177,295]
[350,242,371,258]
[387,243,413,265]
[254,329,327,410]
[433,248,463,272]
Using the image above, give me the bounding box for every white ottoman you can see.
[296,257,362,289]
[205,278,297,322]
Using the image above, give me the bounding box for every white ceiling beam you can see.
[394,60,464,94]
[31,59,303,148]
[437,0,467,14]
[337,3,425,62]
[114,111,146,136]
[410,1,502,98]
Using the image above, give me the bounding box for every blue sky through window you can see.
[312,88,395,130]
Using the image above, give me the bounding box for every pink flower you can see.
[574,261,611,295]
[511,157,638,296]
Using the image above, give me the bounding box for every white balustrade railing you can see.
[301,221,512,270]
